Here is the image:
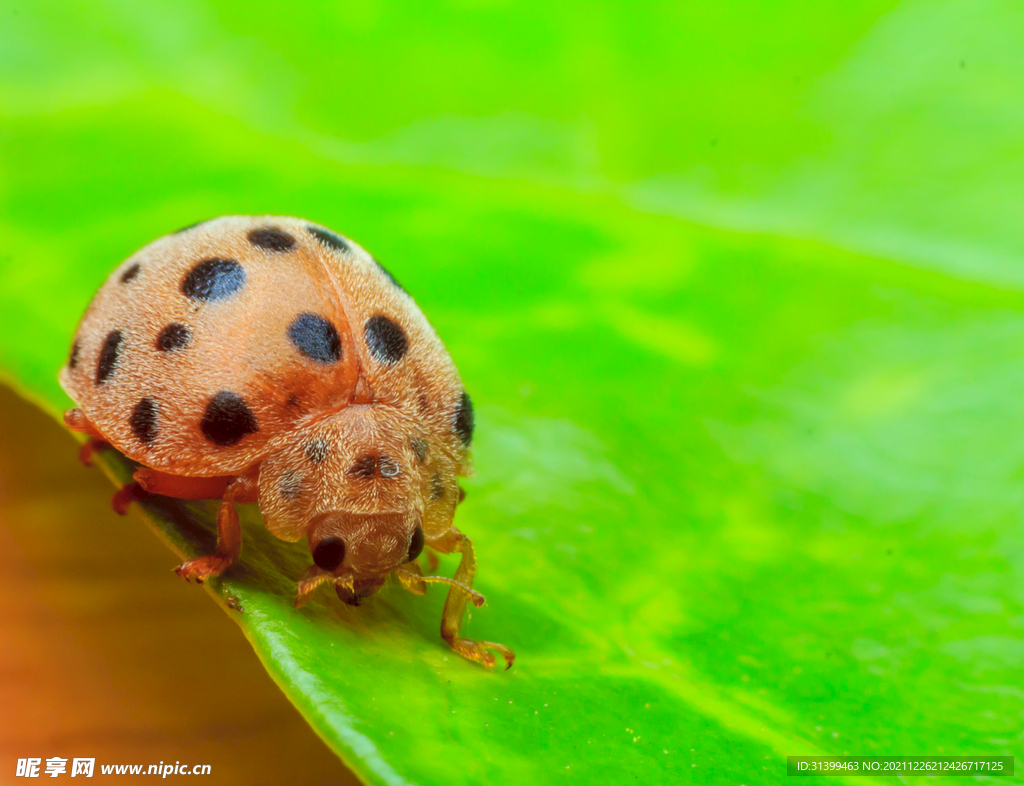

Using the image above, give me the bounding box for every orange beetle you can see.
[59,216,513,669]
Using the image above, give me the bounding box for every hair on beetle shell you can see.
[304,437,330,465]
[278,469,303,500]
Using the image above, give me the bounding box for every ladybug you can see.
[59,215,514,669]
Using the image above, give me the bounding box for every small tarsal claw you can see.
[295,565,334,608]
[174,555,232,585]
[448,638,516,670]
[485,641,516,670]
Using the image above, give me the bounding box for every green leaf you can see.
[2,1,1023,783]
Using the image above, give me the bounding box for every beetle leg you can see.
[428,529,515,670]
[173,475,252,584]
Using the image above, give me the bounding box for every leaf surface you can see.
[1,2,1022,783]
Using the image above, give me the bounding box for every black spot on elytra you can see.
[307,225,351,253]
[373,258,405,293]
[364,315,408,365]
[68,340,80,369]
[130,397,159,444]
[305,438,329,465]
[173,219,209,234]
[181,258,246,302]
[453,391,474,446]
[313,537,346,571]
[279,470,303,500]
[120,263,141,284]
[200,391,258,446]
[348,454,378,479]
[411,438,428,463]
[96,329,123,385]
[406,526,424,563]
[248,226,296,252]
[430,472,445,501]
[156,322,192,352]
[288,313,342,363]
[306,225,404,292]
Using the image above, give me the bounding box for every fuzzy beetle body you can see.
[59,216,513,669]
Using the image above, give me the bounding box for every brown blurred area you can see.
[0,385,359,785]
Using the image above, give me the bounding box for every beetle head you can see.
[307,509,424,605]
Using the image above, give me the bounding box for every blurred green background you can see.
[2,1,1024,784]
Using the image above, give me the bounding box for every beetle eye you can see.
[406,526,424,563]
[313,536,346,571]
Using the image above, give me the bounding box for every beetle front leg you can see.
[429,529,515,670]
